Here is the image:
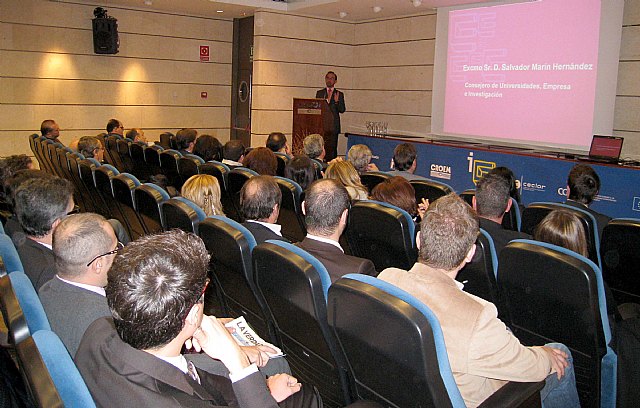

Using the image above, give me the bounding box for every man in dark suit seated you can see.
[296,179,376,282]
[563,164,610,240]
[266,132,291,157]
[40,119,62,144]
[222,140,246,168]
[12,176,75,290]
[472,173,530,254]
[75,229,321,408]
[106,118,125,140]
[241,176,290,244]
[176,128,198,155]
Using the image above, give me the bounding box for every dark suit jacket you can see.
[479,218,531,255]
[242,221,290,245]
[563,199,611,241]
[315,88,346,134]
[75,317,281,408]
[13,234,56,291]
[296,237,376,283]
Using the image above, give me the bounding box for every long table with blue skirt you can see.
[346,133,640,219]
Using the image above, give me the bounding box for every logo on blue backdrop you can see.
[633,197,640,212]
[430,163,452,180]
[467,152,496,185]
[521,180,546,192]
[557,187,568,197]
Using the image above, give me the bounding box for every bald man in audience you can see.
[223,140,246,168]
[240,176,289,244]
[297,179,376,282]
[106,118,125,139]
[40,119,61,144]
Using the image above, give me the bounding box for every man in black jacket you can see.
[315,71,345,161]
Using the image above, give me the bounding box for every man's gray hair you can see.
[304,179,349,236]
[303,134,324,159]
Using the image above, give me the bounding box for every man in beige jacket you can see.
[378,193,580,408]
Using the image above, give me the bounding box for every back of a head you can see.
[567,164,600,205]
[304,179,349,235]
[4,169,51,210]
[371,176,417,216]
[419,193,478,270]
[0,155,33,192]
[393,143,417,171]
[489,166,520,203]
[175,128,198,150]
[303,134,324,159]
[324,160,362,189]
[266,132,287,152]
[240,175,282,221]
[40,119,56,137]
[533,209,588,257]
[181,174,224,217]
[14,177,73,237]
[53,213,113,279]
[243,147,278,176]
[106,229,210,350]
[284,155,316,191]
[126,128,144,142]
[475,173,510,218]
[193,135,223,162]
[78,136,101,158]
[106,119,122,134]
[223,140,245,162]
[347,144,373,174]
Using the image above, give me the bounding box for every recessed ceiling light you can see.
[412,0,422,6]
[373,6,382,13]
[216,10,223,13]
[143,0,152,5]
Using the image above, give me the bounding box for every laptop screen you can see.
[589,135,623,159]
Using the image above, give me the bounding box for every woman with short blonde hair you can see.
[347,144,378,174]
[324,160,368,200]
[181,174,225,217]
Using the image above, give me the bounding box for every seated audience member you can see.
[41,119,61,143]
[303,134,326,164]
[39,213,119,356]
[181,174,225,217]
[266,132,291,156]
[106,118,124,139]
[0,155,33,200]
[564,164,610,240]
[489,166,522,207]
[284,156,316,191]
[222,140,246,168]
[388,143,427,181]
[75,229,323,408]
[78,136,105,162]
[2,170,53,237]
[13,177,75,290]
[175,128,198,155]
[297,179,376,282]
[347,144,378,174]
[370,176,428,224]
[243,147,278,176]
[194,134,223,162]
[472,173,530,254]
[379,193,579,408]
[149,174,179,198]
[324,161,368,200]
[126,128,149,145]
[240,176,289,244]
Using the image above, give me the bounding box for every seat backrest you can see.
[177,154,204,190]
[111,173,145,240]
[521,202,600,267]
[105,135,124,169]
[346,200,416,272]
[197,216,277,344]
[158,132,173,150]
[134,183,170,234]
[253,240,351,406]
[0,272,50,345]
[227,167,258,222]
[16,330,96,408]
[161,197,206,234]
[360,171,391,193]
[274,153,289,177]
[0,234,24,273]
[159,149,182,188]
[143,145,164,176]
[600,218,640,305]
[46,142,64,178]
[410,179,454,203]
[328,274,463,408]
[274,176,306,242]
[502,197,522,231]
[498,239,615,408]
[459,189,475,206]
[116,138,133,173]
[128,142,151,181]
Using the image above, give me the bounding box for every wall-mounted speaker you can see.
[92,16,119,54]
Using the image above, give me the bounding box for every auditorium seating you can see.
[253,240,352,406]
[227,167,258,222]
[142,144,164,176]
[410,179,454,204]
[274,152,290,177]
[134,183,170,234]
[116,138,134,174]
[360,171,390,193]
[274,176,306,242]
[111,173,146,240]
[0,271,51,345]
[177,154,204,189]
[498,240,616,408]
[0,233,24,274]
[161,196,206,234]
[600,218,640,305]
[158,149,182,189]
[128,142,151,181]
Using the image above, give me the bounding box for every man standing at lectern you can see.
[316,71,345,161]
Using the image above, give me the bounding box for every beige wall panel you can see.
[121,33,232,62]
[252,35,353,67]
[0,131,33,157]
[355,14,436,45]
[354,40,435,67]
[623,0,640,26]
[1,51,231,85]
[254,11,354,44]
[616,62,640,95]
[613,130,640,159]
[620,26,640,60]
[349,90,431,116]
[343,112,430,136]
[251,85,316,110]
[253,60,353,89]
[1,0,232,41]
[139,106,230,129]
[614,96,640,131]
[353,66,433,91]
[251,110,293,136]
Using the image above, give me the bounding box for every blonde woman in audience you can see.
[347,144,379,174]
[324,160,368,200]
[180,174,225,217]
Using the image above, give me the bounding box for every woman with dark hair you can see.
[242,147,278,176]
[193,135,223,162]
[533,209,588,257]
[370,176,428,223]
[284,155,316,191]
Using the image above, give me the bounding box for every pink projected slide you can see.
[443,0,601,146]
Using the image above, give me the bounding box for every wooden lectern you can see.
[292,98,334,155]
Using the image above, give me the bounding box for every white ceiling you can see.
[91,0,489,21]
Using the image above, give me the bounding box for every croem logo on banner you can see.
[430,163,452,180]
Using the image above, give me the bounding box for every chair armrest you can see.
[479,380,544,408]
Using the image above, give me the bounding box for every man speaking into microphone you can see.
[316,71,345,161]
